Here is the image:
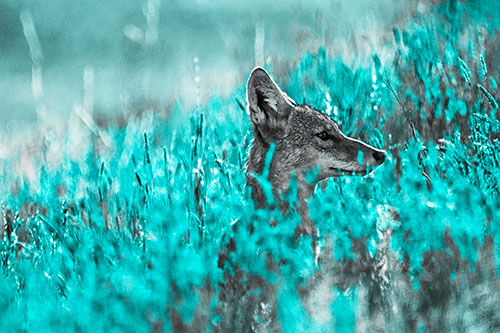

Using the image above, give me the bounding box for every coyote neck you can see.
[246,139,314,213]
[246,139,317,243]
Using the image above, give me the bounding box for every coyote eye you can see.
[316,131,341,143]
[316,131,330,141]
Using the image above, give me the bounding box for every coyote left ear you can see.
[246,67,293,129]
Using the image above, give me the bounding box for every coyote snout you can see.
[246,67,385,211]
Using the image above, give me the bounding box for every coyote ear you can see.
[246,67,293,129]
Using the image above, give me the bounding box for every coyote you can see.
[246,67,386,243]
[215,68,387,331]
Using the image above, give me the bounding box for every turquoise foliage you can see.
[2,0,500,331]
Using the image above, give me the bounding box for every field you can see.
[2,0,500,331]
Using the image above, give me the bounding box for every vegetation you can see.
[1,0,500,331]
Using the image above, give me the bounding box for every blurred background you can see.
[1,0,422,133]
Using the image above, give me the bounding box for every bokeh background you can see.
[2,0,423,132]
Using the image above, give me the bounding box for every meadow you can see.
[1,0,500,331]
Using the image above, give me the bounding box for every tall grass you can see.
[1,0,500,331]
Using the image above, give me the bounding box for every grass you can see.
[2,0,500,331]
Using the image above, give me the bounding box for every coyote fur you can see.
[246,67,386,244]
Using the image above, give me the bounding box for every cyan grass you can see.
[2,0,500,330]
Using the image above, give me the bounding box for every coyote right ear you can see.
[246,67,293,130]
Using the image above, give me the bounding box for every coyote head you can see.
[246,67,385,203]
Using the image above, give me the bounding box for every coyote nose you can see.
[373,151,386,165]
